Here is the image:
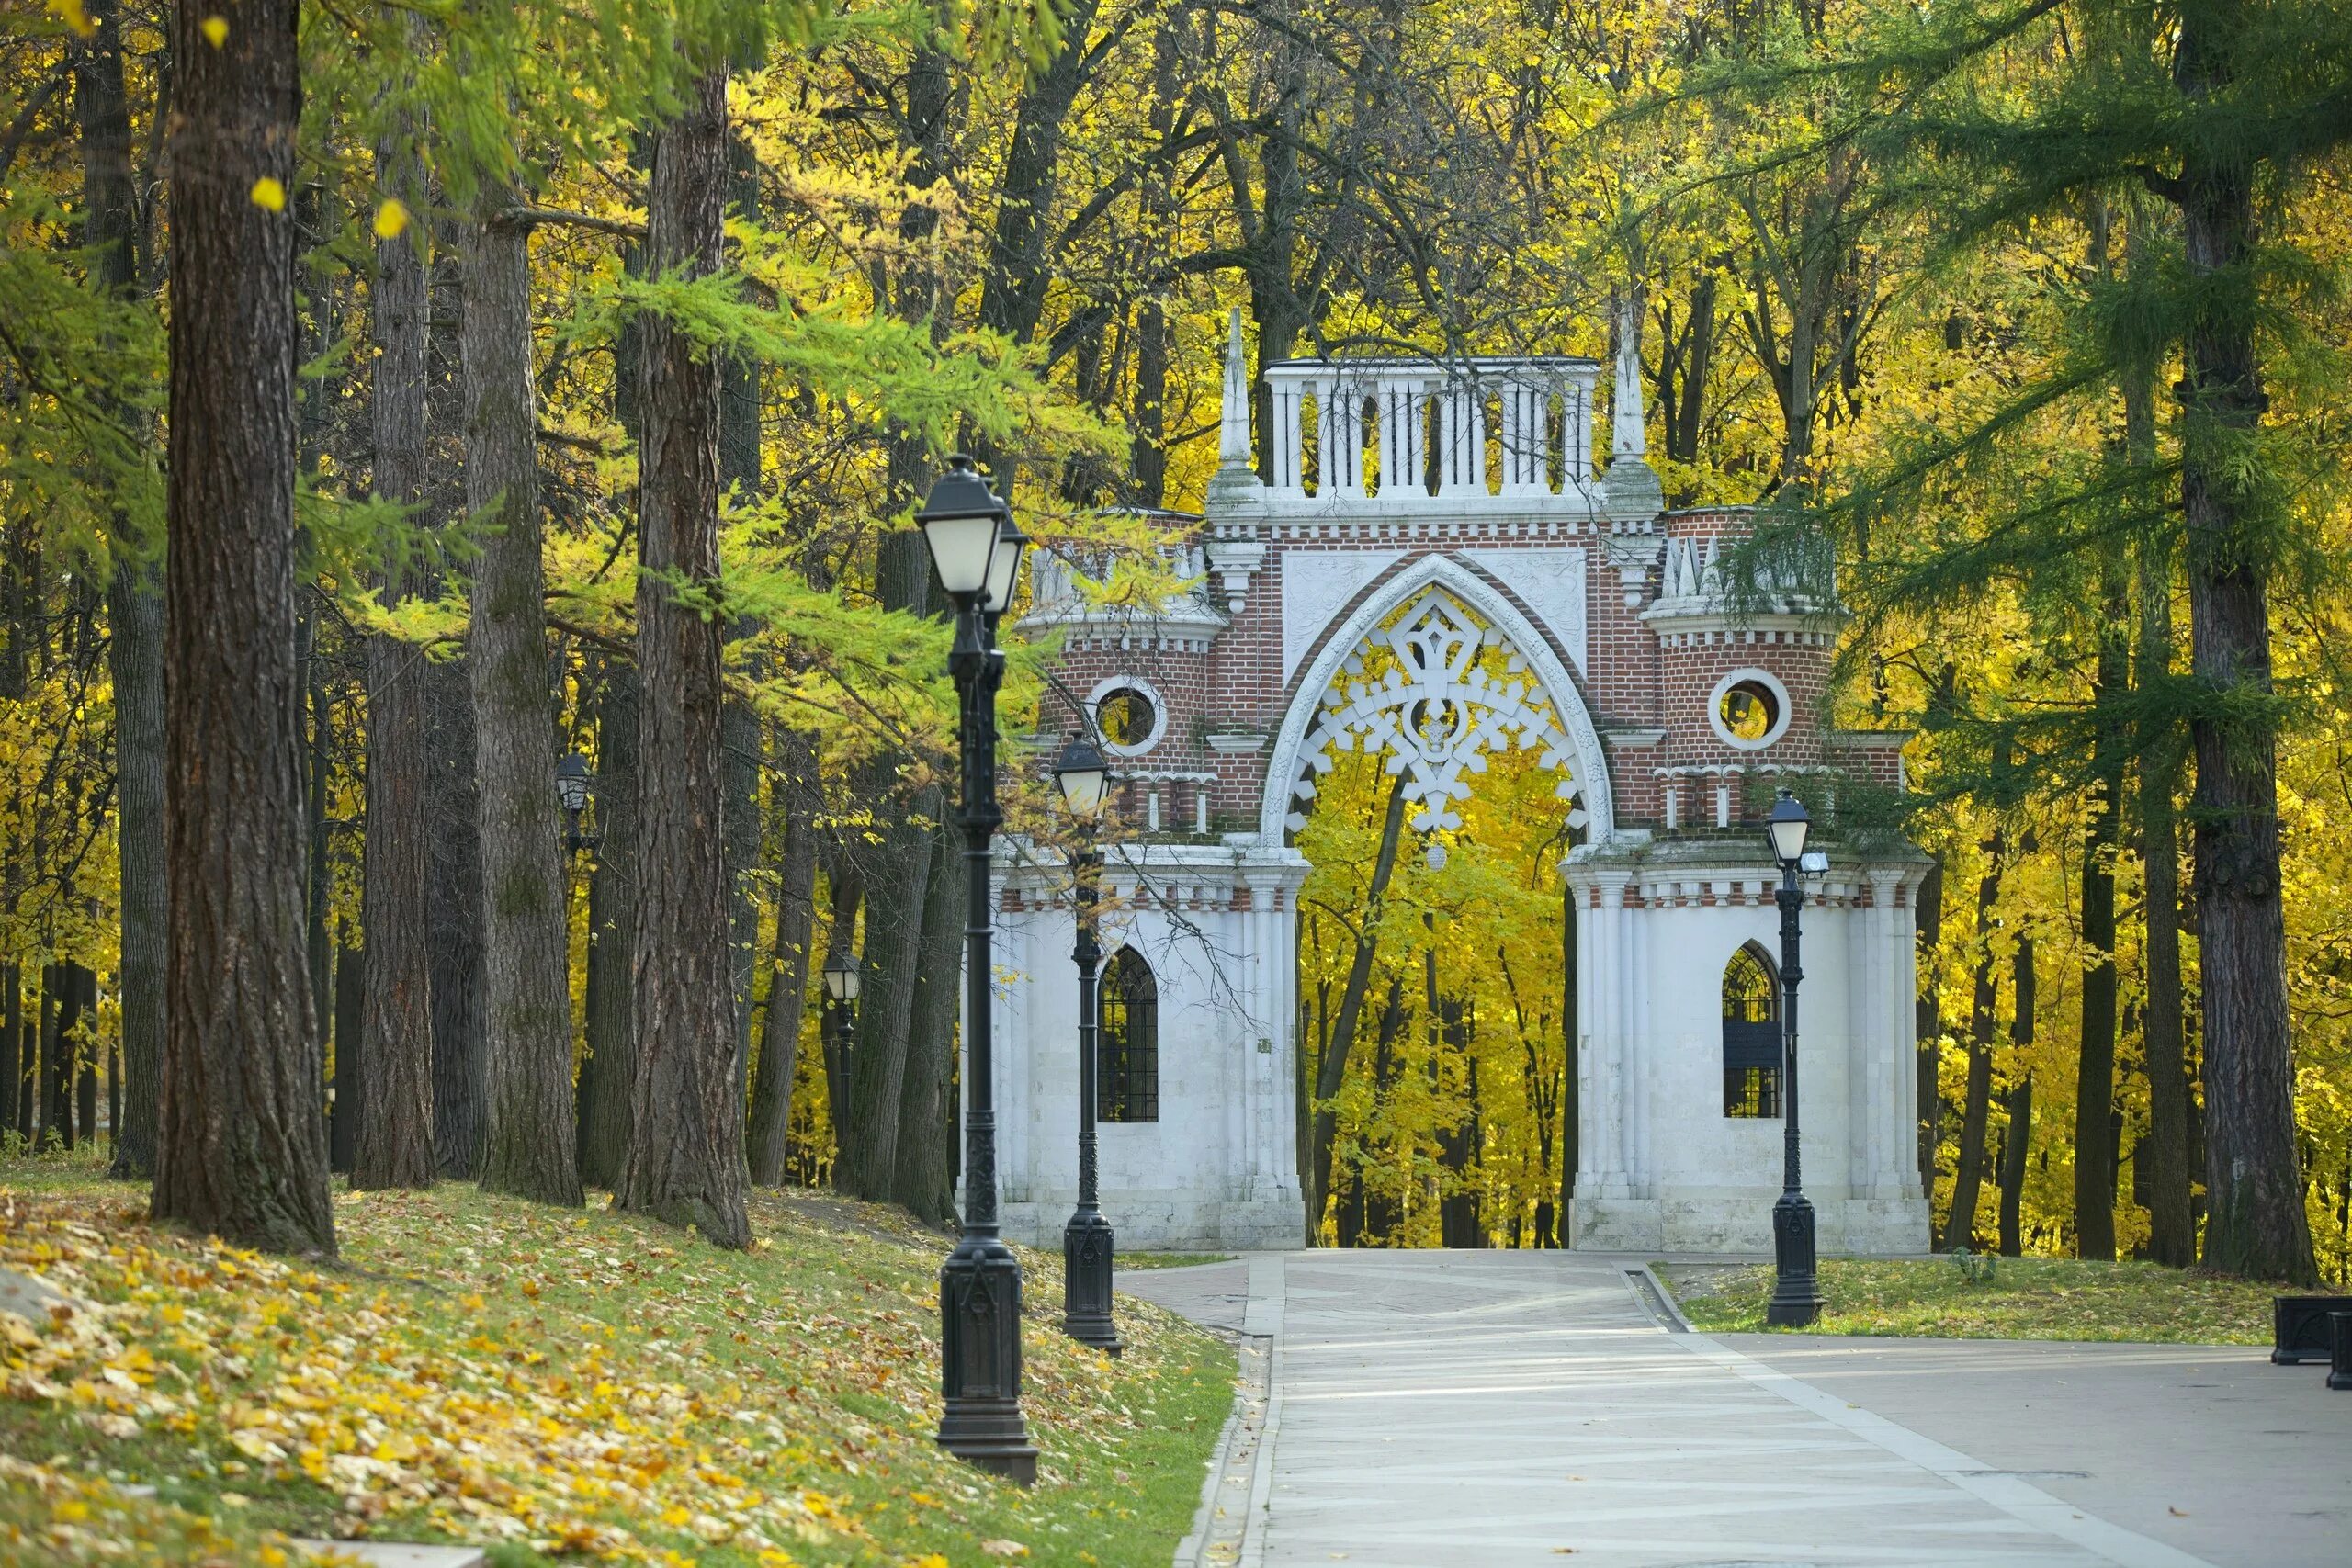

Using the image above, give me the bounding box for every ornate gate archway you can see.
[1265,555,1611,845]
[989,311,1929,1257]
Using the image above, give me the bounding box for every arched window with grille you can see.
[1099,946,1159,1123]
[1722,942,1782,1118]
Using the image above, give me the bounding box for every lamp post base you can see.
[1766,1190,1825,1327]
[1063,1206,1124,1357]
[937,1233,1039,1483]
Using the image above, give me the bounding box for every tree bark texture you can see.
[892,817,963,1224]
[1998,1076,2033,1257]
[840,784,938,1199]
[330,938,363,1172]
[577,665,639,1190]
[2173,1,2318,1283]
[79,0,164,1181]
[426,654,488,1175]
[2138,536,2197,1265]
[616,68,750,1248]
[1942,831,2004,1251]
[836,528,935,1199]
[1914,855,1944,1194]
[463,194,581,1207]
[820,867,863,1156]
[356,133,438,1190]
[2075,617,2129,1260]
[153,0,336,1253]
[746,728,819,1186]
[1996,931,2037,1255]
[720,130,764,1100]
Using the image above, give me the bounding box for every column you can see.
[1273,382,1304,491]
[1889,870,1925,1200]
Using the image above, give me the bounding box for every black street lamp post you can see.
[821,951,861,1138]
[917,455,1039,1483]
[1765,788,1826,1328]
[1054,733,1122,1356]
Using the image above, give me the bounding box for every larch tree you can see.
[464,184,582,1208]
[616,63,752,1248]
[74,0,164,1183]
[151,0,335,1255]
[355,129,438,1190]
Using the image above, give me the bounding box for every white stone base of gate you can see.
[999,1193,1307,1253]
[1570,1192,1930,1257]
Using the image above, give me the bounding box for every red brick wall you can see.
[1037,503,1880,839]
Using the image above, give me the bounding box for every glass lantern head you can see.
[915,455,1005,598]
[980,513,1030,616]
[1054,731,1112,818]
[1765,788,1812,866]
[823,951,863,1004]
[555,753,593,813]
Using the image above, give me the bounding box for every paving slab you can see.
[1124,1251,2319,1568]
[1712,1334,2350,1568]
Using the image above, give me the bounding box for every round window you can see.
[1709,669,1792,750]
[1097,686,1159,752]
[1718,680,1780,743]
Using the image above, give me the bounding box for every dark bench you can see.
[2335,1314,2352,1392]
[2270,1295,2352,1364]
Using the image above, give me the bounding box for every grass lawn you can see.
[1112,1255,1235,1272]
[1661,1256,2286,1344]
[0,1151,1237,1566]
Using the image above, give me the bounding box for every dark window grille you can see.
[1099,946,1159,1123]
[1722,943,1782,1119]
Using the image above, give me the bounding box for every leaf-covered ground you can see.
[0,1166,1235,1566]
[1663,1257,2284,1343]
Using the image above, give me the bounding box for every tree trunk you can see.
[153,0,336,1253]
[840,784,938,1198]
[1127,14,1183,507]
[1308,773,1412,1230]
[43,965,85,1146]
[577,665,639,1189]
[330,936,364,1173]
[73,968,98,1146]
[355,130,438,1190]
[747,728,819,1186]
[2172,1,2318,1283]
[1942,830,2004,1250]
[1997,933,2037,1255]
[892,818,964,1224]
[2133,434,2197,1271]
[720,130,764,1105]
[616,67,750,1248]
[78,0,164,1182]
[463,191,581,1207]
[1915,854,1944,1193]
[427,654,488,1175]
[2075,601,2130,1260]
[820,867,863,1156]
[1997,1076,2032,1256]
[836,527,936,1199]
[7,968,26,1141]
[303,626,334,1036]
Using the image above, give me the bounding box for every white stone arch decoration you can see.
[1259,554,1616,842]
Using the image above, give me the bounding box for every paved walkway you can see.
[1120,1251,2349,1568]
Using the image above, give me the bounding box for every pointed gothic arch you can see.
[1259,554,1615,843]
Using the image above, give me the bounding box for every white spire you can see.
[1611,290,1646,461]
[1602,284,1663,525]
[1218,306,1252,468]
